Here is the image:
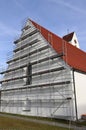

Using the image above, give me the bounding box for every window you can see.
[74,39,77,44]
[23,98,31,111]
[26,63,32,85]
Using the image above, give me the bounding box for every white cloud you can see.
[49,0,86,15]
[13,0,26,11]
[0,21,20,37]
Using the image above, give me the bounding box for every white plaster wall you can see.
[74,71,86,119]
[70,33,80,48]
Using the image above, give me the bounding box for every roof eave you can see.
[73,68,86,75]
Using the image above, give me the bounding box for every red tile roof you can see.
[30,19,86,73]
[63,32,74,42]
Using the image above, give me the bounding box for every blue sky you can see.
[0,0,86,68]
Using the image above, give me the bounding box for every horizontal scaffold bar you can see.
[14,29,39,44]
[0,66,65,83]
[1,80,70,92]
[14,39,40,52]
[1,53,63,74]
[7,45,49,64]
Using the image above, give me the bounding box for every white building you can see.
[0,19,86,120]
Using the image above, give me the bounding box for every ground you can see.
[0,113,86,130]
[0,113,72,130]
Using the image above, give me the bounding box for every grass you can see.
[75,120,86,126]
[1,112,86,129]
[0,113,72,130]
[0,112,70,123]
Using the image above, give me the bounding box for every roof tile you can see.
[30,19,86,73]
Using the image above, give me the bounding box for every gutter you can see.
[72,69,78,120]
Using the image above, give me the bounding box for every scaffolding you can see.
[0,20,74,120]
